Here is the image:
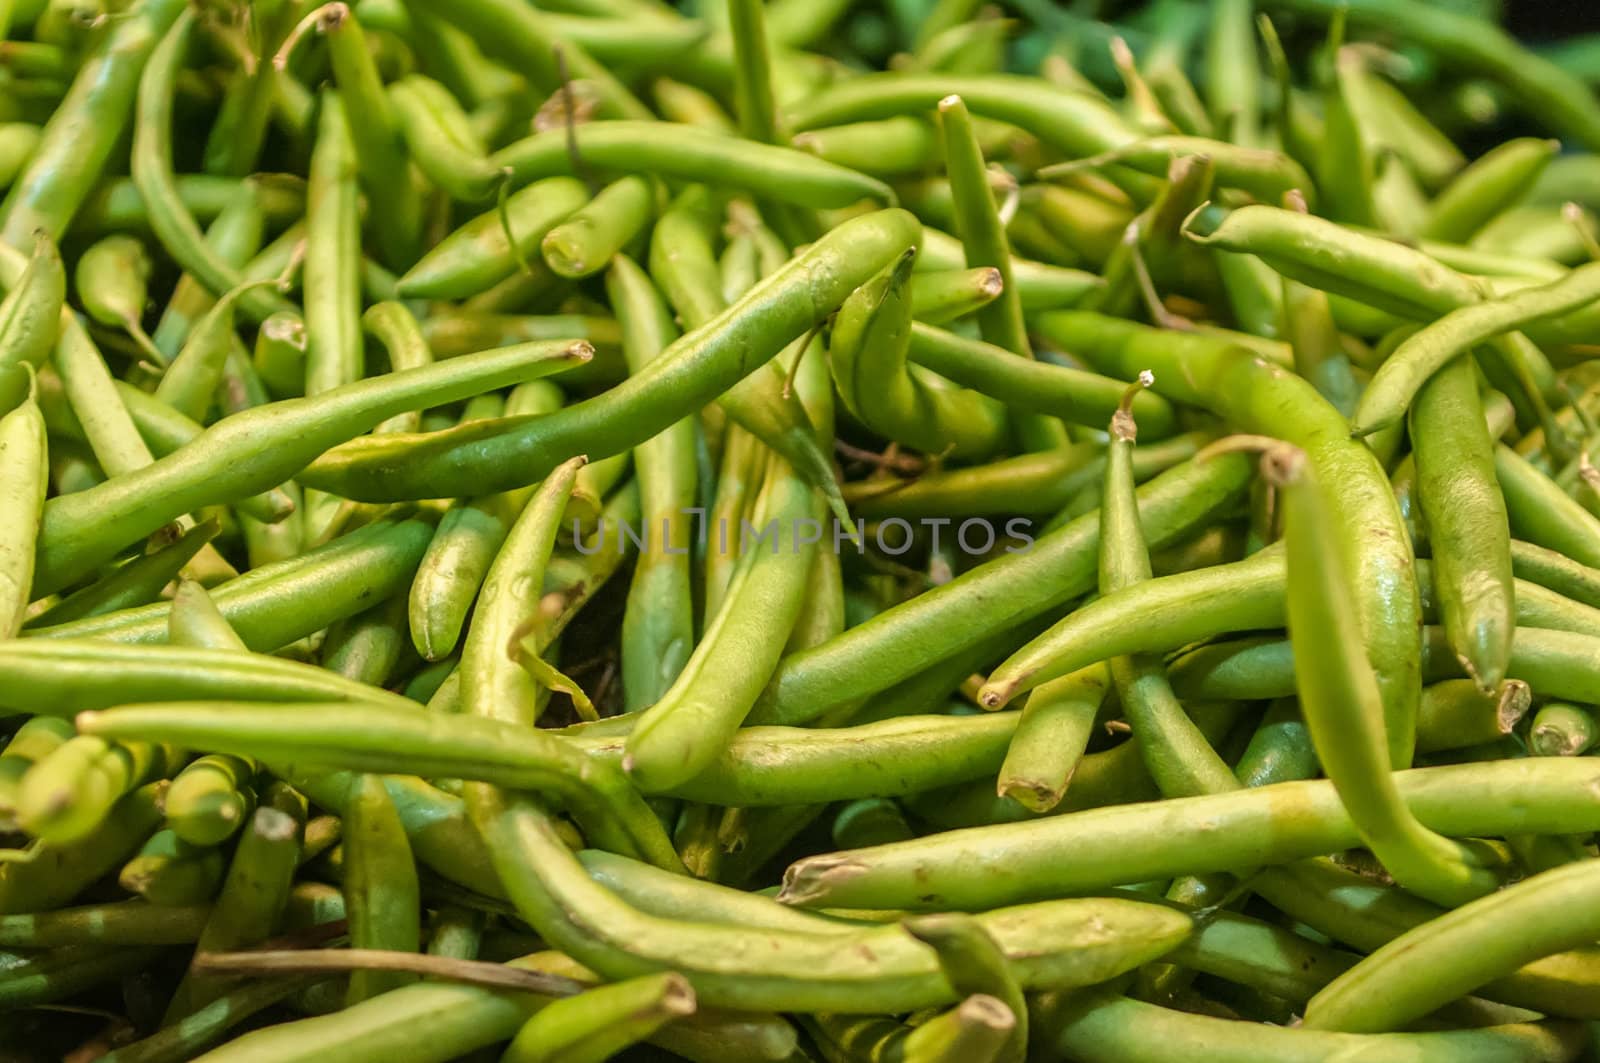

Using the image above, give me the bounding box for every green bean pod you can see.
[1034,311,1420,766]
[543,175,657,279]
[903,915,1026,1063]
[165,805,301,1020]
[1417,679,1531,754]
[1420,137,1559,243]
[1034,989,1583,1063]
[0,714,73,830]
[397,178,589,299]
[1271,443,1500,906]
[0,780,166,914]
[15,734,177,844]
[342,773,420,1005]
[832,250,1007,459]
[1306,860,1600,1033]
[0,380,45,636]
[996,664,1109,813]
[118,828,226,906]
[779,756,1600,912]
[0,0,185,245]
[301,208,920,501]
[1186,203,1482,320]
[607,254,697,710]
[494,121,891,209]
[501,972,696,1063]
[131,9,292,323]
[166,753,255,846]
[1356,262,1600,435]
[1527,702,1598,757]
[33,339,588,596]
[0,230,64,371]
[1412,354,1515,688]
[468,789,1191,1013]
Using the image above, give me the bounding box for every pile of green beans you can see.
[5,0,1600,1060]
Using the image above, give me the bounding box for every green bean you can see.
[422,0,650,122]
[1417,679,1531,754]
[900,995,1013,1063]
[397,178,588,300]
[0,121,40,190]
[0,230,63,372]
[1355,263,1600,436]
[467,789,1190,1012]
[385,73,504,203]
[795,116,943,176]
[419,315,621,372]
[166,578,248,651]
[320,592,412,688]
[342,773,420,1004]
[996,664,1109,813]
[1316,50,1380,228]
[1,639,418,717]
[494,121,892,209]
[917,226,1104,310]
[0,780,166,914]
[167,754,255,847]
[32,339,587,596]
[607,254,696,711]
[75,233,161,361]
[119,829,225,906]
[908,266,1002,323]
[755,451,1250,725]
[1528,702,1598,757]
[1412,353,1515,687]
[1275,441,1500,905]
[0,944,170,1011]
[502,972,696,1063]
[941,92,1066,452]
[775,756,1600,912]
[301,208,919,501]
[68,175,304,237]
[0,379,44,636]
[542,175,656,279]
[16,734,176,844]
[984,546,1282,706]
[0,0,184,245]
[832,250,1007,458]
[461,454,585,727]
[1305,861,1600,1033]
[1421,137,1559,244]
[33,516,434,651]
[654,76,736,131]
[1185,203,1484,320]
[99,976,316,1063]
[1034,310,1420,766]
[1264,0,1600,152]
[132,9,292,323]
[0,900,207,948]
[165,805,301,1020]
[903,915,1025,1063]
[1033,989,1584,1063]
[1496,443,1600,569]
[908,322,1175,436]
[0,714,71,830]
[316,3,421,270]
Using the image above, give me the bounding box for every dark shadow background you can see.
[1507,0,1600,37]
